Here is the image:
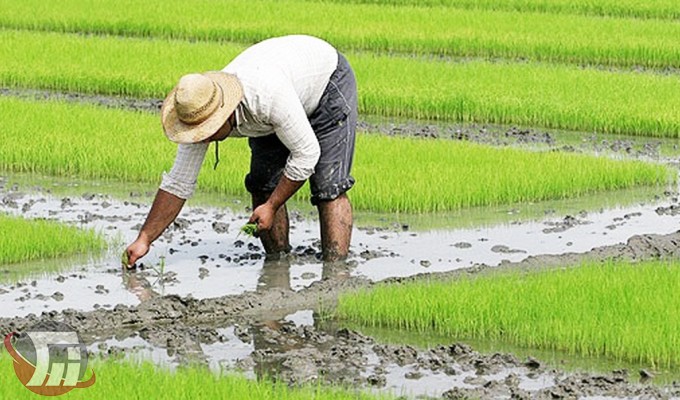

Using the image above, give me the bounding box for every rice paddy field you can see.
[1,0,680,398]
[337,260,680,368]
[0,214,105,266]
[0,355,392,400]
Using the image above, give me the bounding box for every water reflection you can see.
[122,270,160,302]
[257,258,292,292]
[258,257,353,293]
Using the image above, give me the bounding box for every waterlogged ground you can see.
[3,89,680,398]
[3,171,680,398]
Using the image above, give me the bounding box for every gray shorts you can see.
[244,52,357,205]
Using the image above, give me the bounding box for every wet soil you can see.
[3,174,680,399]
[3,88,680,398]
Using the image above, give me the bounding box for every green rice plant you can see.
[0,213,107,265]
[336,260,680,368]
[300,0,680,20]
[0,0,680,68]
[239,223,259,238]
[121,250,130,269]
[0,97,250,197]
[0,98,672,213]
[2,30,680,138]
[0,30,224,99]
[352,134,673,212]
[0,355,392,400]
[356,55,680,138]
[149,255,166,286]
[353,184,664,231]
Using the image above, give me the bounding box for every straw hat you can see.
[161,72,243,144]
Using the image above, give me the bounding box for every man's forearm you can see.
[137,189,186,244]
[267,175,305,209]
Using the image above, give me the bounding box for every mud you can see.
[358,118,671,161]
[3,88,680,398]
[3,175,680,398]
[0,87,163,113]
[5,234,680,399]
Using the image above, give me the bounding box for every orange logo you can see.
[4,322,95,396]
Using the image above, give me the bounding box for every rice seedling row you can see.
[336,260,680,367]
[0,355,391,400]
[0,213,106,265]
[1,0,679,69]
[0,99,674,212]
[300,0,680,20]
[3,170,680,396]
[0,98,671,213]
[1,0,679,396]
[3,30,679,138]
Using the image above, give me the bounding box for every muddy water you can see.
[2,174,679,318]
[2,88,680,398]
[3,171,680,398]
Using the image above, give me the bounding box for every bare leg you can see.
[318,193,353,262]
[251,192,290,257]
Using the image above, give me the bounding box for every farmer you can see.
[125,35,358,266]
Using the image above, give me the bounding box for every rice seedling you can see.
[356,56,680,138]
[0,355,392,400]
[0,213,106,265]
[2,30,679,138]
[149,255,166,285]
[354,134,673,211]
[120,250,130,269]
[301,0,680,20]
[353,184,663,231]
[0,97,250,196]
[0,0,679,68]
[239,223,259,238]
[0,98,671,213]
[336,260,680,367]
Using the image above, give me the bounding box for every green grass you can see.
[0,97,672,213]
[0,213,106,265]
[336,260,680,367]
[1,0,679,68]
[0,356,391,400]
[2,30,680,138]
[301,0,680,20]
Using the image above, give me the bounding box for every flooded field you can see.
[2,155,680,399]
[2,0,679,397]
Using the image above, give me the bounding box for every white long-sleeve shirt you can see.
[160,35,338,199]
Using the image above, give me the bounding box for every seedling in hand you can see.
[239,222,259,238]
[121,250,136,270]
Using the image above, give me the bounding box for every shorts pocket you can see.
[310,82,351,133]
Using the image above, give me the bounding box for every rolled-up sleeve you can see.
[159,142,209,199]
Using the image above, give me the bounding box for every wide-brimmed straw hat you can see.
[161,72,243,144]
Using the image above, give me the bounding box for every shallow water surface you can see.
[2,174,680,319]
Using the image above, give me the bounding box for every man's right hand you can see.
[125,238,150,267]
[124,188,186,268]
